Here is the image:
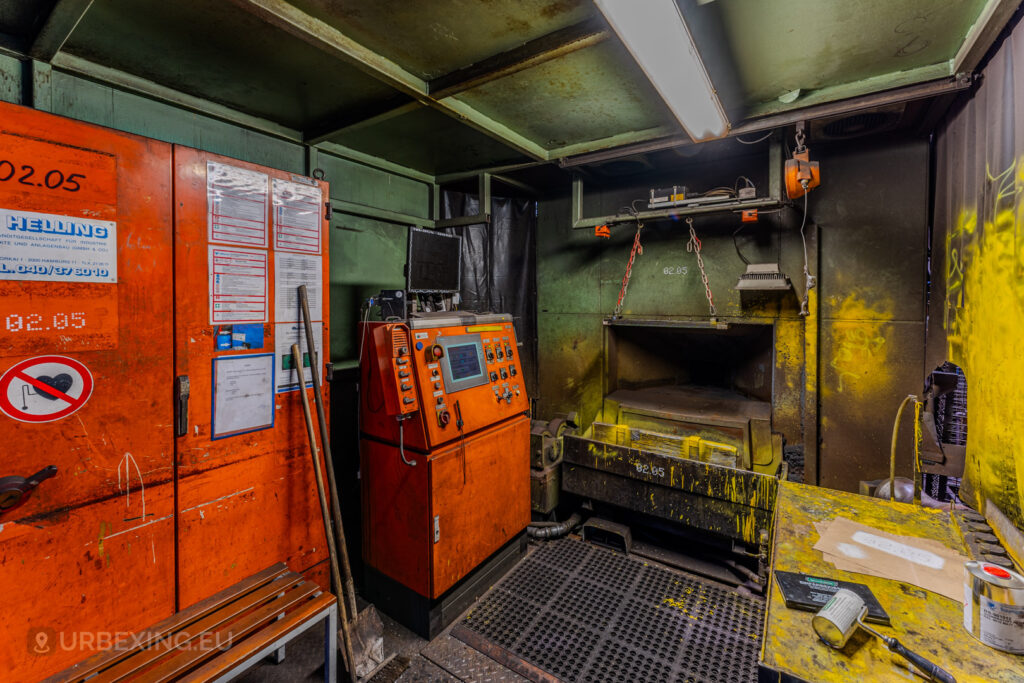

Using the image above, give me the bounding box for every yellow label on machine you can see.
[466,325,504,332]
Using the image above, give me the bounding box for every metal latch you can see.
[175,375,190,437]
[433,515,440,544]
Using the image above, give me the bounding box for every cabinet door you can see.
[430,415,531,596]
[0,102,176,681]
[171,147,331,607]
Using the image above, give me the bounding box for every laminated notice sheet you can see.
[275,322,323,393]
[273,178,322,254]
[212,353,274,438]
[209,246,268,324]
[274,252,322,323]
[208,162,269,247]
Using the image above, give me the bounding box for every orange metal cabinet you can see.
[0,101,176,681]
[172,147,331,607]
[360,314,530,600]
[362,414,530,598]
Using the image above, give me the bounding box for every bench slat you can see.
[177,592,335,683]
[40,564,290,683]
[137,580,322,683]
[80,573,304,683]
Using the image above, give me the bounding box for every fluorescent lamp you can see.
[594,0,729,141]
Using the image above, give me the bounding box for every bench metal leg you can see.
[325,602,338,683]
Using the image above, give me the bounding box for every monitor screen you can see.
[446,343,482,381]
[407,228,461,293]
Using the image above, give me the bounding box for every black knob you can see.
[500,368,508,379]
[510,366,517,377]
[490,371,498,382]
[496,349,504,360]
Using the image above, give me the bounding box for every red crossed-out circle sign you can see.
[0,355,94,423]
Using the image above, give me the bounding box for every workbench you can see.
[760,481,1024,683]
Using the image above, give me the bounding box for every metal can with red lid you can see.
[964,560,1024,653]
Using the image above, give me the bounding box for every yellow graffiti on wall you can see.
[828,294,893,394]
[945,155,1024,524]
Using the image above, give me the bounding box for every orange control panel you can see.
[361,315,528,450]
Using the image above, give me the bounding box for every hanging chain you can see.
[613,219,644,317]
[686,217,717,317]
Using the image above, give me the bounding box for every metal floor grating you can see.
[454,536,764,683]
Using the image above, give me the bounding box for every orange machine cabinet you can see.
[0,102,176,681]
[359,312,530,635]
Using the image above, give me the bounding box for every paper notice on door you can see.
[274,321,323,393]
[272,178,322,254]
[208,162,269,248]
[209,246,268,324]
[274,252,322,323]
[212,353,274,438]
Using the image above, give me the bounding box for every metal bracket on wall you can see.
[570,139,786,229]
[434,172,492,228]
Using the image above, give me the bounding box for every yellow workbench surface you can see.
[761,481,1024,682]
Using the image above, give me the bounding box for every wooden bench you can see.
[43,564,338,683]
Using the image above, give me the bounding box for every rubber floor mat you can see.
[453,537,764,683]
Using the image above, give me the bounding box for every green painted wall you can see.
[0,57,429,363]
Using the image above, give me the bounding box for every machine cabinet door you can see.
[171,147,331,607]
[429,414,531,597]
[0,102,176,680]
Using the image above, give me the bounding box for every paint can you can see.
[964,560,1024,653]
[812,588,867,648]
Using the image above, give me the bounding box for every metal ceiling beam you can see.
[307,17,608,146]
[954,0,1022,73]
[30,0,94,61]
[558,74,974,168]
[306,99,420,145]
[50,53,304,142]
[0,30,30,59]
[428,18,609,98]
[227,0,548,160]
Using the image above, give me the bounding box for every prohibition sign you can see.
[0,355,94,423]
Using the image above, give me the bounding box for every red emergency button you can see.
[983,565,1012,579]
[431,344,444,359]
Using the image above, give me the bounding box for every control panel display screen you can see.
[446,343,482,381]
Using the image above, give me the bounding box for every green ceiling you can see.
[0,0,1013,175]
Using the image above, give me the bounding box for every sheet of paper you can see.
[813,516,968,602]
[207,162,268,247]
[274,322,323,393]
[0,208,117,283]
[274,252,322,323]
[212,353,274,438]
[273,178,322,254]
[209,246,268,324]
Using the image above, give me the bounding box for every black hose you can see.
[528,512,582,539]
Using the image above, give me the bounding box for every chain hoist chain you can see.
[686,217,717,317]
[613,219,644,317]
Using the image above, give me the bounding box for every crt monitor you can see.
[407,227,461,293]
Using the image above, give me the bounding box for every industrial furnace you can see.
[360,311,530,637]
[560,319,783,550]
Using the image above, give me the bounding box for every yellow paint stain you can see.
[97,521,112,567]
[824,293,894,396]
[944,180,1024,537]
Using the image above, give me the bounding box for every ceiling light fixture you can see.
[594,0,729,141]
